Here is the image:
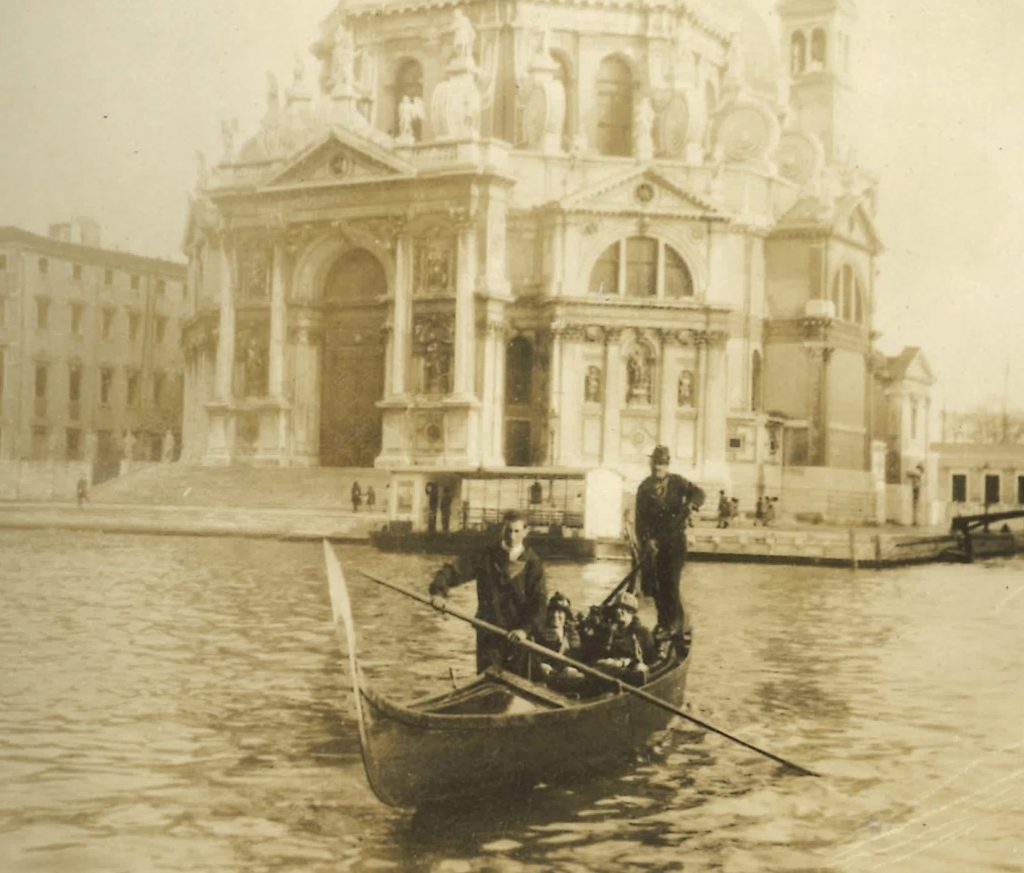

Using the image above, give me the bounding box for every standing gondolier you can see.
[635,445,705,650]
[429,510,548,676]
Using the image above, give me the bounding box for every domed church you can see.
[181,0,892,523]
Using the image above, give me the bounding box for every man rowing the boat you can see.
[429,509,548,676]
[635,445,704,655]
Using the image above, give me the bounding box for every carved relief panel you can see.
[412,314,454,394]
[413,236,455,295]
[235,321,268,397]
[237,241,271,301]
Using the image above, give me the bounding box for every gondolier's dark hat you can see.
[650,445,671,464]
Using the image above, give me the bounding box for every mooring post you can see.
[849,528,858,571]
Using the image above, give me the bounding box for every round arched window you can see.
[589,237,694,299]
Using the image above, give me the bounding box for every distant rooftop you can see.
[0,224,185,276]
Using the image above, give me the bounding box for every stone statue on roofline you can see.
[634,97,656,161]
[451,9,476,63]
[332,22,356,91]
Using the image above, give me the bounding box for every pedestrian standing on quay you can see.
[440,487,453,534]
[351,481,362,512]
[635,445,705,650]
[755,496,765,526]
[76,477,90,507]
[717,490,731,528]
[764,496,776,527]
[366,485,376,509]
[426,482,439,533]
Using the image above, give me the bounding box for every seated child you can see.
[534,592,585,692]
[582,591,656,686]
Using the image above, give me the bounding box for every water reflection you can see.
[1,531,1022,872]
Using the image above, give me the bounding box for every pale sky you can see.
[1,0,1021,412]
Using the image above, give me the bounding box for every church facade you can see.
[181,0,891,522]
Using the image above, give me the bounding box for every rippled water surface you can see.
[1,530,1022,872]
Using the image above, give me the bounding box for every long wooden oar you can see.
[356,567,819,778]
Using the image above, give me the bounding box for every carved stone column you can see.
[290,326,322,466]
[548,322,565,465]
[481,319,506,465]
[452,219,477,398]
[389,232,413,397]
[601,328,621,465]
[214,238,236,401]
[657,330,675,448]
[269,243,287,397]
[702,331,730,480]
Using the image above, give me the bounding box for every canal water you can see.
[1,530,1021,872]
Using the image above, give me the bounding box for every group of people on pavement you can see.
[350,482,376,512]
[427,444,705,694]
[717,491,778,527]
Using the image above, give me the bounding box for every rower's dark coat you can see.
[430,542,548,673]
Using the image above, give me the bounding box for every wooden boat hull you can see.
[356,658,689,807]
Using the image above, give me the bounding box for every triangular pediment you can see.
[903,350,936,386]
[834,196,883,253]
[266,129,416,189]
[556,167,726,219]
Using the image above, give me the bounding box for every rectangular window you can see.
[127,369,140,407]
[35,363,48,398]
[73,263,82,281]
[152,371,164,406]
[100,367,113,405]
[951,474,966,503]
[71,302,85,335]
[129,312,140,341]
[32,426,48,459]
[36,298,50,329]
[130,274,140,290]
[66,428,81,460]
[68,365,82,402]
[156,316,167,343]
[104,268,114,286]
[38,257,48,274]
[1018,475,1024,505]
[102,307,115,339]
[985,473,1001,505]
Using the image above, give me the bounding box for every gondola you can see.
[324,544,689,808]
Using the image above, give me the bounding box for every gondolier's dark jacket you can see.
[635,473,705,552]
[429,543,548,636]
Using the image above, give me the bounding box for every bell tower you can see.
[777,0,858,161]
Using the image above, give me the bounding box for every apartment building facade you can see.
[0,221,186,482]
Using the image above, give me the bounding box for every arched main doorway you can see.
[319,248,387,466]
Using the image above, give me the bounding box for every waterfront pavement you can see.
[0,497,999,567]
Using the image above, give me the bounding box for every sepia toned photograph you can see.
[1,1,1021,870]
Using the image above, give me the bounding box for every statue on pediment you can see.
[634,97,656,161]
[332,23,356,90]
[398,95,425,143]
[452,10,476,63]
